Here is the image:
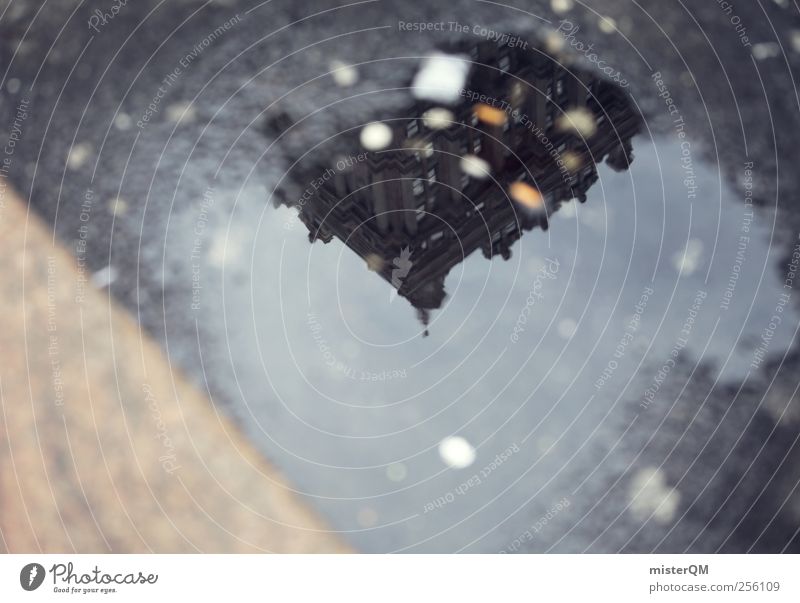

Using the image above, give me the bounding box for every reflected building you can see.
[276,38,641,332]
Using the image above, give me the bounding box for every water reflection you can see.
[275,40,641,332]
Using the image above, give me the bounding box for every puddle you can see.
[172,41,798,551]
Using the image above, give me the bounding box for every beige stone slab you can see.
[0,188,350,553]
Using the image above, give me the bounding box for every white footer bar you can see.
[1,554,796,601]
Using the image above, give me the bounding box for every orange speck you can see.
[474,103,508,127]
[509,182,545,211]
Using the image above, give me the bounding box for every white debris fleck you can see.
[114,112,133,131]
[526,258,544,277]
[422,107,455,130]
[330,60,359,87]
[208,229,243,268]
[509,81,526,106]
[90,265,118,290]
[108,197,128,216]
[672,239,704,275]
[165,101,197,125]
[752,42,781,60]
[459,154,491,179]
[536,434,557,455]
[763,385,800,426]
[544,30,565,54]
[791,30,800,54]
[386,463,407,482]
[67,142,93,170]
[415,140,434,159]
[632,335,650,354]
[629,467,681,524]
[438,436,476,469]
[617,16,634,35]
[407,138,434,159]
[357,507,378,528]
[679,71,695,87]
[360,122,393,151]
[598,16,617,34]
[411,52,470,104]
[6,78,21,94]
[557,318,578,339]
[556,107,597,138]
[578,203,606,231]
[558,199,578,218]
[551,0,574,14]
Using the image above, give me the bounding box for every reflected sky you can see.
[222,125,798,550]
[184,41,800,550]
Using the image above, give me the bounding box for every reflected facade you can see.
[278,40,641,330]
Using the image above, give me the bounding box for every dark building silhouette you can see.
[273,38,641,332]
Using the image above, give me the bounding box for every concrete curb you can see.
[0,188,350,553]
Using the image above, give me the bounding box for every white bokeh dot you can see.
[438,436,476,469]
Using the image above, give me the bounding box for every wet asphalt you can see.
[1,0,800,552]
